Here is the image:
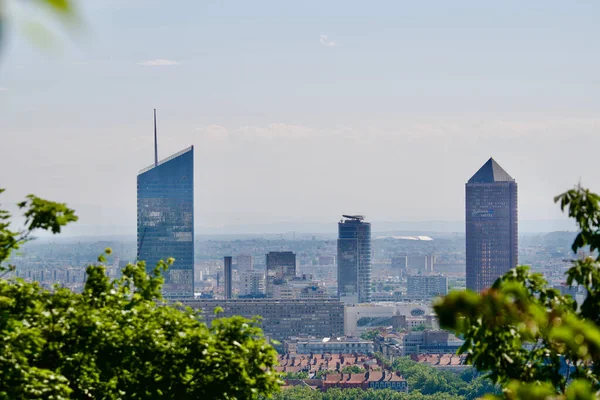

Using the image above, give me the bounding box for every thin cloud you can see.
[320,34,338,47]
[0,88,7,91]
[138,59,180,67]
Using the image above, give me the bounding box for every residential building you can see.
[240,271,265,297]
[407,275,448,299]
[137,145,194,298]
[344,303,434,336]
[410,354,469,372]
[402,330,464,356]
[284,337,374,355]
[391,256,407,278]
[322,372,407,392]
[338,215,372,304]
[407,255,436,272]
[466,158,518,292]
[182,299,344,342]
[237,254,253,272]
[319,255,336,266]
[266,251,297,298]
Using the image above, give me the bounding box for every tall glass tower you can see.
[337,215,372,304]
[466,158,518,292]
[137,146,194,298]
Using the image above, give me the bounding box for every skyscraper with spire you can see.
[137,110,194,298]
[466,158,518,292]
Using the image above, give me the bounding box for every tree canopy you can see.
[434,185,600,399]
[0,189,281,399]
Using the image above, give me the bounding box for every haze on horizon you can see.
[1,0,598,235]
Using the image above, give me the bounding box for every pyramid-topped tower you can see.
[468,158,515,183]
[465,158,518,292]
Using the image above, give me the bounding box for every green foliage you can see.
[340,365,366,374]
[313,369,336,379]
[281,371,309,380]
[268,385,465,400]
[411,324,433,332]
[361,329,380,340]
[434,184,600,399]
[0,189,281,399]
[389,358,499,399]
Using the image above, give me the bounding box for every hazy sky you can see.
[1,0,599,233]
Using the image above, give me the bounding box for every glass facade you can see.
[137,146,194,298]
[338,216,372,304]
[466,158,518,292]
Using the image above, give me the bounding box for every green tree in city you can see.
[411,324,433,332]
[313,369,336,379]
[268,385,466,400]
[280,372,309,380]
[340,365,366,374]
[434,184,600,399]
[0,189,281,399]
[361,329,380,340]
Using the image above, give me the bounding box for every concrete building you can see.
[391,256,407,278]
[284,337,374,355]
[407,275,448,299]
[223,256,233,299]
[237,254,253,272]
[402,330,464,356]
[266,251,297,299]
[182,299,344,342]
[319,255,336,266]
[239,271,265,297]
[344,302,434,336]
[338,215,372,304]
[407,255,436,272]
[466,158,518,292]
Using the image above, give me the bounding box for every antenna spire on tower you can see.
[154,109,158,167]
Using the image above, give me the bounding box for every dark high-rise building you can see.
[265,251,296,298]
[337,215,372,304]
[137,146,194,298]
[224,256,233,299]
[466,158,518,292]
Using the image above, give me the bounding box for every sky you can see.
[1,0,599,234]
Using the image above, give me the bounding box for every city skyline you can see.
[2,1,599,235]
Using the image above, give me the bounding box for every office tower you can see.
[466,158,518,292]
[337,215,372,304]
[391,256,408,278]
[407,275,448,299]
[265,251,296,298]
[237,254,253,272]
[224,256,233,299]
[137,111,194,298]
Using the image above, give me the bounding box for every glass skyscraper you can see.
[466,158,518,292]
[337,215,372,304]
[137,146,194,298]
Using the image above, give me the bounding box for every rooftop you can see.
[467,157,515,183]
[138,145,193,175]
